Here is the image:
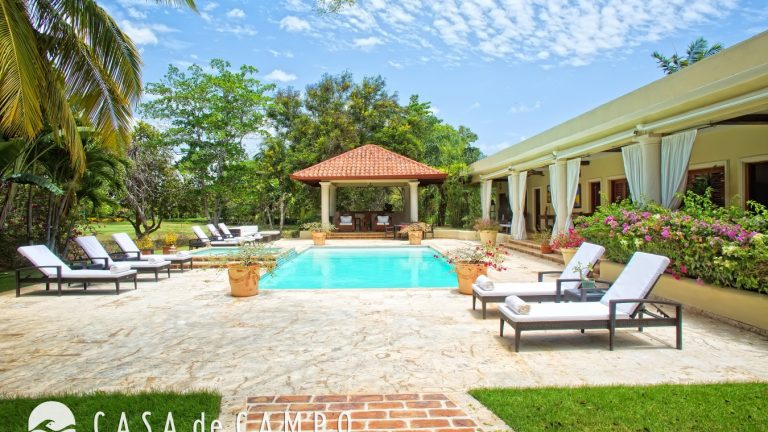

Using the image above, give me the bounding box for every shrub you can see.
[550,228,584,249]
[575,192,768,294]
[473,217,500,231]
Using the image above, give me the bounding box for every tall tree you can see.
[652,37,724,75]
[142,59,274,223]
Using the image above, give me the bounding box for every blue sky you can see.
[103,0,768,156]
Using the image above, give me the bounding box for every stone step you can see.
[502,240,564,264]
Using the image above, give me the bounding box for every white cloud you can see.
[508,100,541,114]
[202,2,219,12]
[227,8,246,19]
[279,16,311,32]
[284,0,311,12]
[269,49,295,58]
[216,25,258,36]
[126,7,146,19]
[264,69,298,82]
[120,20,158,45]
[428,106,439,115]
[468,101,480,111]
[353,36,383,50]
[388,60,404,69]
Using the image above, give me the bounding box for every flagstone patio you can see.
[1,239,767,431]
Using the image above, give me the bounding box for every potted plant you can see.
[303,222,335,246]
[473,218,500,245]
[228,244,273,297]
[536,231,553,254]
[550,228,584,264]
[162,232,178,255]
[442,242,508,295]
[400,222,429,245]
[136,235,154,256]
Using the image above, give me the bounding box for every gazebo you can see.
[291,144,447,229]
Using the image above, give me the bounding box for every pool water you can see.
[259,247,457,289]
[190,247,282,257]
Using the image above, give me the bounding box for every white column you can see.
[320,181,331,228]
[409,180,419,222]
[554,160,568,236]
[329,184,337,220]
[402,185,410,219]
[481,179,493,219]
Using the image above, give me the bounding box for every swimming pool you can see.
[259,247,457,289]
[189,247,282,257]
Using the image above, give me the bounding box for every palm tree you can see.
[0,0,196,175]
[652,37,724,75]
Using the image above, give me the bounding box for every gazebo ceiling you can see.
[290,144,447,186]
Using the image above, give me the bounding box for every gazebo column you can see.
[329,183,337,220]
[320,181,331,228]
[409,180,419,222]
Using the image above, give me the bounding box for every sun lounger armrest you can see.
[555,278,583,302]
[537,271,561,282]
[609,299,683,320]
[115,251,142,261]
[594,279,613,287]
[15,265,63,279]
[71,256,109,269]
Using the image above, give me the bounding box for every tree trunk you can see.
[278,194,286,232]
[265,206,273,229]
[26,185,33,243]
[437,184,448,227]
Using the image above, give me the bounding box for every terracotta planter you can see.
[408,231,423,245]
[312,232,326,246]
[162,245,177,255]
[478,230,498,245]
[455,263,487,295]
[228,264,260,297]
[560,247,578,265]
[141,249,154,256]
[540,243,553,254]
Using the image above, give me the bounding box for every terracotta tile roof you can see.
[291,144,447,185]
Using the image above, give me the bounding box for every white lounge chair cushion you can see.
[210,239,241,246]
[110,264,131,273]
[62,269,136,278]
[217,223,233,236]
[472,281,557,297]
[17,245,71,276]
[499,302,630,323]
[112,233,140,253]
[600,252,670,316]
[192,226,209,240]
[127,260,171,268]
[340,216,353,224]
[376,215,389,224]
[558,242,606,290]
[75,236,116,267]
[207,224,222,237]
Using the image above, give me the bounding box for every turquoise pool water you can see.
[190,247,282,257]
[260,247,457,289]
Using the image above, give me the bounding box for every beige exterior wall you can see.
[485,124,768,231]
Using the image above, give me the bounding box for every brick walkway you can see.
[245,394,480,432]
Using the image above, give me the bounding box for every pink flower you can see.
[679,264,687,274]
[644,235,652,242]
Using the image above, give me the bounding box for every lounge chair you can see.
[336,214,355,232]
[74,236,172,281]
[498,252,682,352]
[192,226,242,247]
[111,233,194,272]
[472,242,606,318]
[15,245,137,296]
[217,223,261,242]
[372,214,392,232]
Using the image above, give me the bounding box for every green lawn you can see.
[87,220,199,243]
[0,390,221,432]
[470,383,768,432]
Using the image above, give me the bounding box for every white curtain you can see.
[509,171,527,240]
[621,143,645,205]
[549,164,561,237]
[564,158,581,229]
[481,179,493,218]
[661,130,697,209]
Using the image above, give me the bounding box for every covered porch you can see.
[291,144,447,233]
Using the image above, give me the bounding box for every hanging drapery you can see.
[621,143,645,205]
[509,171,528,240]
[564,158,581,229]
[661,129,697,209]
[549,164,561,237]
[481,179,493,219]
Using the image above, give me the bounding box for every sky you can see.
[103,0,768,157]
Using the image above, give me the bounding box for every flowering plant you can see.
[302,222,336,233]
[400,222,430,233]
[473,217,500,231]
[440,242,508,271]
[163,232,178,246]
[136,235,154,250]
[575,191,768,293]
[550,228,584,249]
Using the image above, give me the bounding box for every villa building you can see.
[472,31,768,239]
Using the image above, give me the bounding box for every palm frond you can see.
[3,172,64,195]
[152,0,197,12]
[0,0,45,138]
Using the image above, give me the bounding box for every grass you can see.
[0,390,221,432]
[470,383,768,432]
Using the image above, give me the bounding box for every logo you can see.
[28,401,76,432]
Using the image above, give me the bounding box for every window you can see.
[746,161,768,208]
[610,179,629,203]
[589,181,601,213]
[686,166,725,207]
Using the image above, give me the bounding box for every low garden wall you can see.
[600,260,768,333]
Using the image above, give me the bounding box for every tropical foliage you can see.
[441,242,508,271]
[575,192,768,293]
[652,37,724,74]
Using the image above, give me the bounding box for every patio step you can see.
[328,232,388,239]
[502,239,564,264]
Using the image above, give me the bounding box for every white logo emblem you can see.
[28,401,76,432]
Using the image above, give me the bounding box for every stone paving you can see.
[1,238,767,432]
